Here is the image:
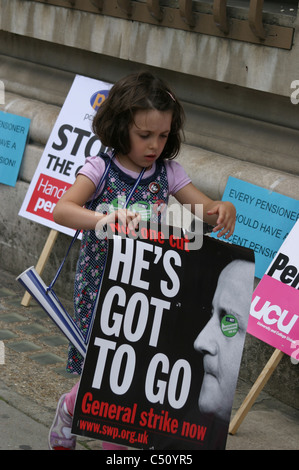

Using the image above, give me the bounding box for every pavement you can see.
[0,268,298,451]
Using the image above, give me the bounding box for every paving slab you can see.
[0,330,18,340]
[7,341,41,353]
[0,398,49,450]
[28,352,65,365]
[0,313,27,323]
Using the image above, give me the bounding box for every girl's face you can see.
[118,109,173,172]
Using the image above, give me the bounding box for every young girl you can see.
[48,71,236,450]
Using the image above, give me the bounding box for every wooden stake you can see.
[229,348,284,435]
[21,229,59,307]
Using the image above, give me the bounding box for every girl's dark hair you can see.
[92,71,185,160]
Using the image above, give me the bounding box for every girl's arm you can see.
[174,182,236,239]
[53,175,104,230]
[53,175,139,231]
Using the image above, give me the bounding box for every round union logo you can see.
[90,90,110,111]
[221,314,239,338]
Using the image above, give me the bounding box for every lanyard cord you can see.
[123,166,146,208]
[47,158,146,292]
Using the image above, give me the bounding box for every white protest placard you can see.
[18,75,113,236]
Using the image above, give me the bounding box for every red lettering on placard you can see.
[26,174,71,221]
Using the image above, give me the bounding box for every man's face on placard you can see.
[194,260,254,422]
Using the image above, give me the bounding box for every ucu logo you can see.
[250,296,299,334]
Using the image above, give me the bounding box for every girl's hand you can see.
[114,209,141,231]
[97,209,141,232]
[53,175,142,232]
[207,201,236,239]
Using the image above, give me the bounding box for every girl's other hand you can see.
[207,201,236,239]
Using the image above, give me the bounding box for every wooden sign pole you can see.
[229,348,284,435]
[21,229,59,307]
